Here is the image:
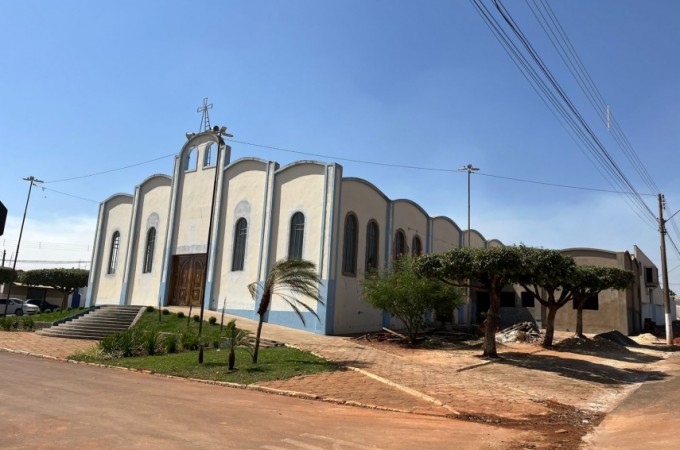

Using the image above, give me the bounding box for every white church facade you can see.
[86,129,502,334]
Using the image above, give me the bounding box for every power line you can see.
[43,152,175,184]
[39,186,100,204]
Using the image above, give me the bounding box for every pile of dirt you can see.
[496,322,543,344]
[595,330,640,347]
[632,333,664,346]
[555,335,630,355]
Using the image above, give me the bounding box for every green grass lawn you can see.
[70,309,337,384]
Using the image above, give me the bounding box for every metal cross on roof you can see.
[197,97,213,132]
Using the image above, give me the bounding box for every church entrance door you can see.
[169,254,207,307]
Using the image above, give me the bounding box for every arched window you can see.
[107,231,120,275]
[365,220,379,272]
[231,218,247,271]
[394,230,406,259]
[342,214,358,275]
[142,227,156,273]
[203,143,215,167]
[184,147,197,171]
[412,236,422,257]
[289,212,305,259]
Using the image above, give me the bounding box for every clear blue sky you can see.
[1,1,679,288]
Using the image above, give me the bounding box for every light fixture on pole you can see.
[2,176,43,316]
[458,164,479,330]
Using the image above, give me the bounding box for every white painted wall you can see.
[93,195,133,305]
[127,175,172,306]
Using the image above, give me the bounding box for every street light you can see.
[658,193,678,346]
[458,164,479,330]
[2,176,43,316]
[198,125,233,364]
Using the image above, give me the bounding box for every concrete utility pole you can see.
[2,176,42,316]
[458,164,479,330]
[658,193,675,346]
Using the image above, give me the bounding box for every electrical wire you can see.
[43,152,176,184]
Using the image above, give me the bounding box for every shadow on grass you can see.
[497,352,668,385]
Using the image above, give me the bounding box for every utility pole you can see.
[658,194,675,345]
[458,164,479,330]
[2,176,42,316]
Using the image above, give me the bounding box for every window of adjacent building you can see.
[500,292,516,308]
[342,213,358,276]
[184,146,198,171]
[645,267,654,284]
[573,295,599,310]
[232,218,247,271]
[365,220,379,272]
[203,143,215,167]
[394,230,406,259]
[142,227,156,273]
[521,291,535,308]
[411,236,422,256]
[289,212,305,259]
[108,231,120,275]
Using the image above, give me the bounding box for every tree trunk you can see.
[61,292,69,311]
[228,349,236,370]
[575,299,585,338]
[482,291,500,358]
[252,314,265,363]
[543,305,558,348]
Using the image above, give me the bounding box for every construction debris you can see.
[496,322,543,344]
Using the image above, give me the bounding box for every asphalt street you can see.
[0,352,523,449]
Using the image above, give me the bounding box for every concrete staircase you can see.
[36,305,144,340]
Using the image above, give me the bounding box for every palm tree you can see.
[248,258,323,363]
[222,319,254,370]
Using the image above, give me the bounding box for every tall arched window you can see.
[342,213,358,275]
[232,218,247,271]
[203,143,215,167]
[412,236,422,257]
[394,230,406,259]
[365,220,379,272]
[107,231,120,275]
[289,212,305,259]
[142,227,156,273]
[184,147,198,171]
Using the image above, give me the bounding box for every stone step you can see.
[36,305,144,340]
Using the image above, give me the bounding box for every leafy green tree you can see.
[571,265,635,338]
[19,268,89,310]
[0,267,16,284]
[248,259,322,363]
[516,246,576,348]
[222,319,254,370]
[415,246,524,358]
[361,256,462,344]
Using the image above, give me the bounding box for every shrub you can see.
[208,316,217,325]
[1,317,12,331]
[177,312,185,319]
[163,333,179,354]
[193,315,200,322]
[99,329,141,358]
[11,318,19,330]
[181,329,200,351]
[162,309,171,316]
[22,317,34,331]
[146,306,155,313]
[66,307,73,311]
[143,329,162,356]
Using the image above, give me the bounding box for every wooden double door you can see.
[169,254,207,307]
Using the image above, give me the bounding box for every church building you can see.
[85,127,501,335]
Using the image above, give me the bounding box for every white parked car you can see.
[0,298,40,316]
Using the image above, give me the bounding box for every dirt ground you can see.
[355,330,673,450]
